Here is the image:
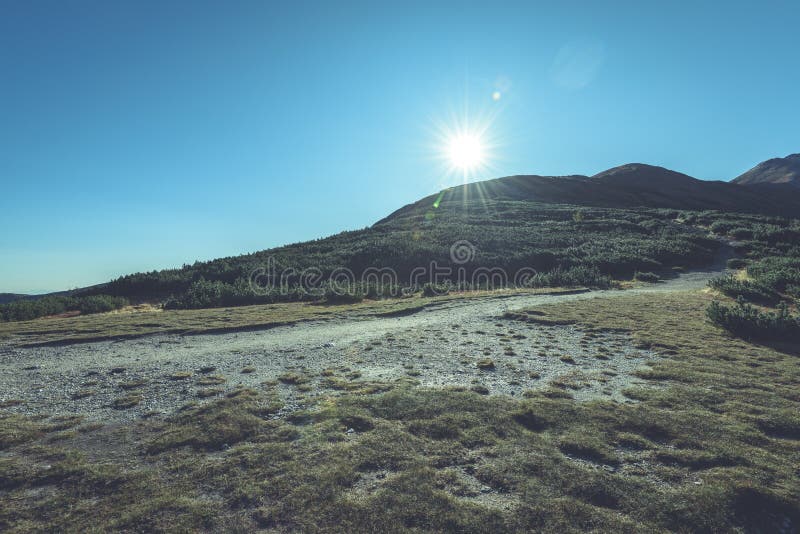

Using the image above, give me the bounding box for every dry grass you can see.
[2,289,797,532]
[0,287,579,347]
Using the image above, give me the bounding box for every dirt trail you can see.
[0,258,729,423]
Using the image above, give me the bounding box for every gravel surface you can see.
[0,261,727,423]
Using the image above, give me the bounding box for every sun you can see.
[430,108,498,183]
[446,132,486,172]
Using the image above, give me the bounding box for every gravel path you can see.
[0,259,728,423]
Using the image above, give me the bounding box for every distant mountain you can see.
[732,153,800,188]
[380,162,800,223]
[0,285,107,304]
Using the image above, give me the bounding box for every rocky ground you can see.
[0,263,725,424]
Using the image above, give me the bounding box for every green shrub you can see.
[323,285,363,304]
[729,227,754,240]
[634,271,660,283]
[707,299,800,341]
[0,294,128,322]
[710,221,735,235]
[526,266,612,289]
[726,258,749,270]
[422,283,449,297]
[708,275,778,304]
[76,295,129,314]
[786,285,800,300]
[747,257,800,293]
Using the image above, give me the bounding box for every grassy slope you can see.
[2,290,798,532]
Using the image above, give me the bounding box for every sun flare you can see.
[446,133,486,171]
[431,109,498,183]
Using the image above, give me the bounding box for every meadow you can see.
[2,289,798,532]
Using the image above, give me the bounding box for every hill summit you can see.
[732,153,800,188]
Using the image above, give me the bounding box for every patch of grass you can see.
[558,432,619,466]
[111,395,142,410]
[0,413,43,449]
[0,441,219,531]
[4,367,800,532]
[196,375,226,386]
[169,372,192,381]
[504,289,800,529]
[119,379,148,390]
[321,377,396,395]
[278,372,309,385]
[633,271,660,283]
[147,389,281,453]
[476,358,495,370]
[196,388,223,398]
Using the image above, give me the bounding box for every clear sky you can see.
[2,0,799,293]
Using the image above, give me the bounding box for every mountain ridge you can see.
[732,153,800,188]
[379,160,800,224]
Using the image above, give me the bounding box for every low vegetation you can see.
[0,294,128,322]
[85,204,722,308]
[708,275,778,304]
[706,299,800,342]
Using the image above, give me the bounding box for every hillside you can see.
[732,153,800,188]
[9,157,800,315]
[0,294,30,305]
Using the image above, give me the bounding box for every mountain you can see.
[24,155,800,309]
[732,153,800,188]
[380,163,800,223]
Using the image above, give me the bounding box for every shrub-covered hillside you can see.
[88,203,722,309]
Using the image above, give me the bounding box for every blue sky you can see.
[1,1,799,293]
